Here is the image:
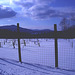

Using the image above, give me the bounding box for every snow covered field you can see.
[0,39,75,75]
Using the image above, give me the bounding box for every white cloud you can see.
[12,0,75,20]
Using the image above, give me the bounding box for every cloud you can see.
[35,0,53,4]
[27,5,67,19]
[13,0,53,9]
[0,5,17,19]
[13,0,75,20]
[53,7,75,19]
[14,2,34,9]
[13,0,53,4]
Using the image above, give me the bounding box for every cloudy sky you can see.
[0,0,75,30]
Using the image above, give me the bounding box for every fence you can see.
[0,23,75,70]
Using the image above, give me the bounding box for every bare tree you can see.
[37,39,40,47]
[23,39,26,46]
[12,39,16,49]
[59,17,70,30]
[70,15,75,25]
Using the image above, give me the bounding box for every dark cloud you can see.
[0,5,17,19]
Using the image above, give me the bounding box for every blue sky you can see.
[0,0,75,30]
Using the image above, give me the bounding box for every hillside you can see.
[0,25,75,38]
[0,25,52,33]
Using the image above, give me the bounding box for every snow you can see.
[0,39,75,75]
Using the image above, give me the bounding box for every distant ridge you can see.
[0,25,33,33]
[0,25,53,34]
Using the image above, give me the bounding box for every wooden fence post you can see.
[17,23,22,62]
[54,24,58,68]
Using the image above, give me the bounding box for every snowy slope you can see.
[0,58,75,75]
[0,39,75,75]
